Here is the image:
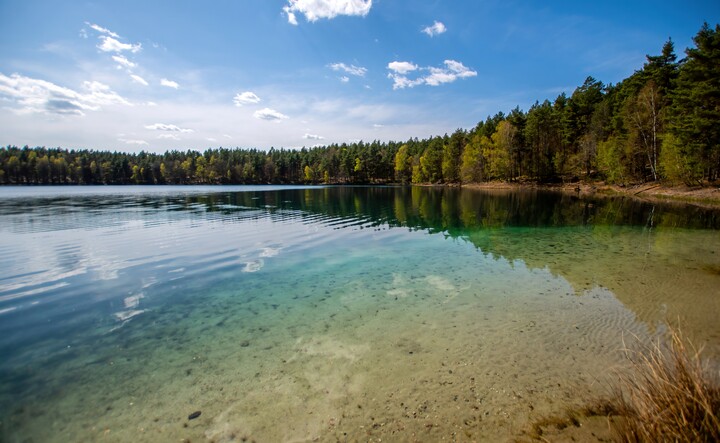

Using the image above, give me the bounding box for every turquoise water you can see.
[0,185,718,442]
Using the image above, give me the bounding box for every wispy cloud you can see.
[118,138,148,146]
[254,108,288,121]
[145,123,194,133]
[160,78,179,89]
[422,21,447,37]
[0,73,131,115]
[86,22,120,38]
[387,59,476,89]
[303,133,324,140]
[328,62,367,77]
[340,76,350,83]
[112,55,136,70]
[130,74,149,86]
[234,91,261,106]
[283,0,372,25]
[157,133,181,140]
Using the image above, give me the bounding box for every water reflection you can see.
[0,185,719,442]
[3,185,718,231]
[1,185,719,348]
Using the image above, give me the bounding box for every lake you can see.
[1,185,719,442]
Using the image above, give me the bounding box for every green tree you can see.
[441,130,465,183]
[624,81,663,180]
[304,165,315,183]
[460,134,488,183]
[597,136,627,184]
[487,121,515,180]
[420,137,444,183]
[394,144,412,183]
[667,23,720,182]
[525,100,561,179]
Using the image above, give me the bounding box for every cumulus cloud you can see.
[112,55,136,69]
[253,108,288,121]
[86,22,120,38]
[328,62,367,77]
[98,36,142,54]
[303,133,324,140]
[233,91,261,106]
[130,74,149,86]
[0,73,131,115]
[283,0,372,25]
[387,59,476,89]
[387,61,418,74]
[340,76,350,83]
[160,78,179,89]
[422,21,447,37]
[145,123,194,133]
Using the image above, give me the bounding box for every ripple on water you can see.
[0,186,718,442]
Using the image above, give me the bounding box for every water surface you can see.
[1,185,718,442]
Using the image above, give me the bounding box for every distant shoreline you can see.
[459,181,720,209]
[2,180,719,209]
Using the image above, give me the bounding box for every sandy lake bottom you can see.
[1,186,718,442]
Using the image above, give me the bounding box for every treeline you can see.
[1,23,718,186]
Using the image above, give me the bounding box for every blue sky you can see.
[0,0,718,153]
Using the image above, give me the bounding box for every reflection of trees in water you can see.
[259,186,719,353]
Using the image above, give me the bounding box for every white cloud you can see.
[86,22,120,38]
[98,36,142,54]
[328,62,367,77]
[303,133,324,140]
[112,55,136,69]
[160,78,179,89]
[387,74,424,89]
[254,108,288,121]
[286,10,299,25]
[234,91,261,106]
[145,123,194,133]
[0,73,131,115]
[206,137,217,142]
[283,0,372,25]
[387,61,418,74]
[340,76,350,83]
[387,59,476,89]
[130,74,149,86]
[422,21,447,37]
[157,133,181,140]
[82,81,133,107]
[118,138,148,145]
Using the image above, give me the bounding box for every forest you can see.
[1,23,718,187]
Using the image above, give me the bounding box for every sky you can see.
[0,0,718,154]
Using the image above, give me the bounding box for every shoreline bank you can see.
[459,181,720,209]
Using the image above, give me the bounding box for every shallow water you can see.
[0,185,718,442]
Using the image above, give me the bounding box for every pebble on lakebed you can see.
[188,411,201,420]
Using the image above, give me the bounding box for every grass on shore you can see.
[523,326,720,442]
[611,327,720,442]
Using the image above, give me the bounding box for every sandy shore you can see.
[460,181,720,209]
